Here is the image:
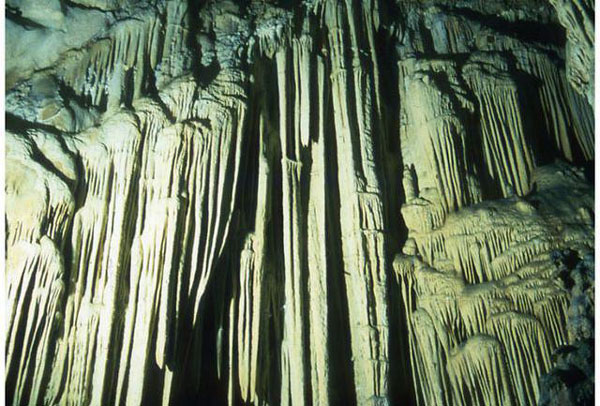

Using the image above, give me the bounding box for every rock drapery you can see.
[5,0,595,405]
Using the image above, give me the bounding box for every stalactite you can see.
[463,56,536,197]
[548,0,594,106]
[5,0,595,405]
[276,45,309,406]
[305,55,330,406]
[396,162,592,406]
[325,2,391,403]
[447,336,516,406]
[399,58,480,215]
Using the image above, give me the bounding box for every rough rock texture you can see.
[538,250,594,406]
[5,0,594,405]
[547,0,594,106]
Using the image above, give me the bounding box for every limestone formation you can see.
[538,250,594,406]
[5,0,595,405]
[547,0,594,106]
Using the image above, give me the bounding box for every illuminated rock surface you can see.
[5,0,594,405]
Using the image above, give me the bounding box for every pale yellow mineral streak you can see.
[326,1,390,402]
[305,55,330,406]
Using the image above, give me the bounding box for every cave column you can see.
[326,1,390,403]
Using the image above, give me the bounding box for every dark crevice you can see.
[443,5,566,47]
[374,14,416,405]
[5,5,47,29]
[6,112,65,137]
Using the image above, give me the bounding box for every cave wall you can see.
[5,0,595,405]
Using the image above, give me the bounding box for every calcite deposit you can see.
[5,0,595,405]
